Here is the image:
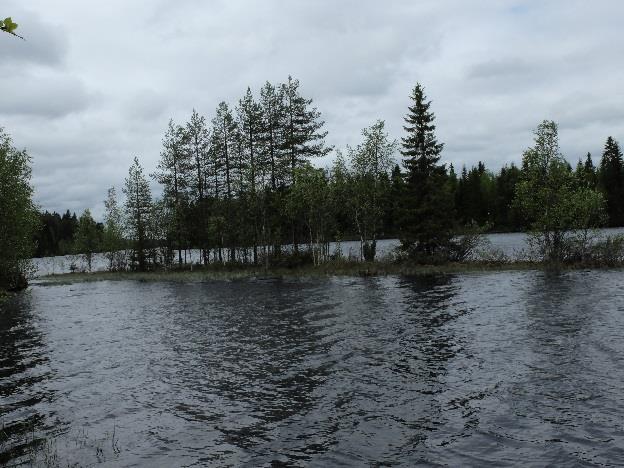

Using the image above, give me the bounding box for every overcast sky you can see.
[2,1,624,218]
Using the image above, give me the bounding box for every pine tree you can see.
[259,81,286,190]
[237,87,264,263]
[123,157,152,271]
[584,152,597,189]
[598,137,624,226]
[281,76,331,181]
[184,110,211,264]
[398,83,454,257]
[281,76,331,251]
[211,102,239,261]
[185,110,210,202]
[152,120,192,264]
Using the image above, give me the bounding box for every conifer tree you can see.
[153,120,192,264]
[494,164,522,230]
[259,81,286,190]
[281,76,331,252]
[281,76,331,181]
[185,110,210,202]
[398,83,454,257]
[124,157,152,271]
[211,102,239,261]
[259,81,287,256]
[184,110,211,263]
[598,137,624,227]
[237,87,264,263]
[584,152,597,189]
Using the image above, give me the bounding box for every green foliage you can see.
[152,119,192,265]
[74,209,102,272]
[598,137,624,226]
[514,120,607,263]
[347,120,396,260]
[102,187,126,271]
[66,79,624,273]
[33,210,79,257]
[0,17,23,39]
[286,164,332,265]
[0,128,38,289]
[281,76,331,181]
[123,157,153,271]
[398,83,455,258]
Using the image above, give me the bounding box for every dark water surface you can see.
[2,271,624,466]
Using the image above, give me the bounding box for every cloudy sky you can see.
[2,1,624,218]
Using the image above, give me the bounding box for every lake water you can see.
[2,271,624,466]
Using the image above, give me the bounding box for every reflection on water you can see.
[0,292,55,463]
[2,271,624,465]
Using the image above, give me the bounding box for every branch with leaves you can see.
[1,17,24,40]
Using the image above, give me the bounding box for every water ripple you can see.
[2,272,624,465]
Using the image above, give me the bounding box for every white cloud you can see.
[1,0,623,217]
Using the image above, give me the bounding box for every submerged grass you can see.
[38,260,543,285]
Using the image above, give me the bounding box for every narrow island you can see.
[3,80,624,295]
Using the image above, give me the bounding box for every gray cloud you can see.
[2,0,624,218]
[0,71,91,117]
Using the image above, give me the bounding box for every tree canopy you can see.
[0,129,38,289]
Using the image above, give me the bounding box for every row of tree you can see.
[35,136,624,261]
[84,78,619,270]
[4,78,622,286]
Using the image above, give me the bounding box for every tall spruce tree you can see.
[598,137,624,226]
[398,83,454,257]
[124,157,152,271]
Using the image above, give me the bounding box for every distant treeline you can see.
[36,161,522,258]
[30,77,624,270]
[34,210,104,257]
[36,150,624,259]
